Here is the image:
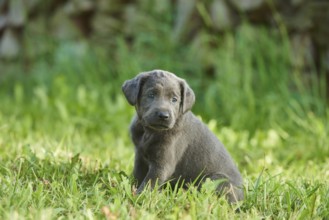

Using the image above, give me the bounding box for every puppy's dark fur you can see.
[122,70,243,202]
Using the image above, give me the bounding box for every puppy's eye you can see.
[172,97,178,103]
[148,93,155,98]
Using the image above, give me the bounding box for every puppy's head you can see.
[122,70,195,130]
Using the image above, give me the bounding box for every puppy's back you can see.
[175,112,243,187]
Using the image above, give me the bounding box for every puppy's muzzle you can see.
[144,108,174,130]
[157,111,170,120]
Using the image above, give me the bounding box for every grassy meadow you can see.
[0,25,328,219]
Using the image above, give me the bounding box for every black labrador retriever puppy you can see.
[122,70,243,202]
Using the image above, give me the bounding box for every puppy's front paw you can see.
[136,187,143,195]
[135,182,146,195]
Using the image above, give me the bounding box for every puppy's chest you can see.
[137,132,171,160]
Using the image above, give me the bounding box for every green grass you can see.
[0,24,328,219]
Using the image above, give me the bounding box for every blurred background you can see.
[0,0,328,161]
[1,2,329,218]
[0,0,329,219]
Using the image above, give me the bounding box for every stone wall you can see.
[0,0,328,85]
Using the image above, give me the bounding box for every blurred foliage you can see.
[1,21,327,132]
[1,20,328,163]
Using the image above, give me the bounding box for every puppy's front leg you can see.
[136,163,174,194]
[133,152,149,187]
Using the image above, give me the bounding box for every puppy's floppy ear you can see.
[180,79,195,113]
[122,72,149,106]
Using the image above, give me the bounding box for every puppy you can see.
[122,70,243,202]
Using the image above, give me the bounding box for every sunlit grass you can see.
[0,24,328,219]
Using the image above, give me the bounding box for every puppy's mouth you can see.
[142,119,174,130]
[141,113,175,130]
[147,123,172,130]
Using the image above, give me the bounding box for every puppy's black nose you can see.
[158,111,170,120]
